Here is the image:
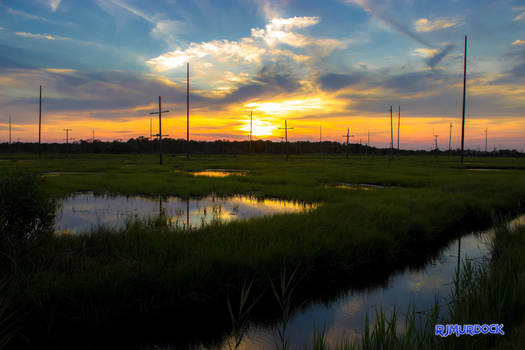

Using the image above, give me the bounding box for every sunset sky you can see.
[1,0,525,150]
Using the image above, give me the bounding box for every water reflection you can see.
[191,169,248,177]
[54,192,316,234]
[216,217,523,349]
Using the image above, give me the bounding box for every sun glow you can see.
[239,119,277,137]
[245,98,326,115]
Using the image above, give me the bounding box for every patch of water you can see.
[218,215,524,349]
[191,169,248,177]
[54,192,315,234]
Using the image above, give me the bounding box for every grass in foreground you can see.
[2,154,525,347]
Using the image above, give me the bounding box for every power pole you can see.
[319,125,322,143]
[449,123,453,151]
[434,134,439,151]
[63,128,71,153]
[367,129,370,154]
[485,128,488,153]
[342,128,355,160]
[150,118,152,139]
[186,62,190,159]
[38,85,42,158]
[389,106,393,151]
[8,113,11,145]
[460,35,467,163]
[278,120,293,161]
[249,110,253,153]
[397,106,400,150]
[149,96,169,165]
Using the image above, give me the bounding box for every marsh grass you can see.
[3,154,525,347]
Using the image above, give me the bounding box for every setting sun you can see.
[239,118,277,137]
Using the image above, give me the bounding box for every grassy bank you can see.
[2,154,525,348]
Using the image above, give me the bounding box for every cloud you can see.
[318,72,366,91]
[15,32,67,40]
[414,17,460,32]
[513,12,525,21]
[95,0,184,45]
[512,40,525,46]
[49,0,61,12]
[1,5,49,21]
[341,0,434,47]
[425,43,456,68]
[147,16,344,72]
[412,48,438,58]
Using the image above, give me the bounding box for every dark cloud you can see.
[318,72,365,91]
[426,44,456,68]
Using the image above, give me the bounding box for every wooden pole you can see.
[460,36,467,163]
[38,85,42,158]
[449,123,452,151]
[389,106,393,151]
[186,62,190,159]
[8,113,11,145]
[63,128,71,153]
[278,120,293,161]
[150,118,152,139]
[346,128,350,159]
[249,110,253,153]
[397,106,400,151]
[485,128,488,153]
[159,96,163,165]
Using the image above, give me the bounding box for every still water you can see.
[214,216,524,349]
[54,192,315,234]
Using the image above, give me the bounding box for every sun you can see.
[239,119,277,137]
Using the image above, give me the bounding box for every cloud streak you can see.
[15,31,67,40]
[414,17,460,32]
[342,0,434,47]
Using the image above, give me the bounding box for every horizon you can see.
[1,0,525,150]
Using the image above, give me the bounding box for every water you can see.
[191,169,248,177]
[54,192,315,234]
[217,215,525,349]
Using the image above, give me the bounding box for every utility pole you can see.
[63,128,71,153]
[186,62,190,159]
[460,35,467,163]
[367,129,370,154]
[434,134,439,151]
[397,106,400,151]
[38,85,42,158]
[319,125,322,143]
[485,128,488,153]
[390,106,394,151]
[150,118,152,139]
[249,110,253,153]
[449,123,453,151]
[149,96,169,165]
[342,128,355,160]
[278,120,293,161]
[8,114,11,145]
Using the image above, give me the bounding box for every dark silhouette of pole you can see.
[278,120,293,161]
[249,110,253,153]
[63,128,71,153]
[449,123,453,151]
[38,85,42,158]
[434,134,439,150]
[8,114,11,145]
[319,125,322,143]
[149,96,169,165]
[390,106,394,151]
[485,128,488,153]
[397,106,400,150]
[342,128,354,160]
[150,118,152,139]
[460,35,467,163]
[367,129,370,154]
[186,62,190,159]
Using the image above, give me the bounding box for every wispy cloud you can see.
[512,39,525,46]
[414,17,460,32]
[425,43,456,68]
[412,48,438,57]
[1,4,49,21]
[15,31,67,40]
[513,12,525,21]
[49,0,61,12]
[341,0,434,47]
[147,16,344,72]
[95,0,184,45]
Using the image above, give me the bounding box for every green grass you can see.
[2,153,525,347]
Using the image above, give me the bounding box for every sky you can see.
[0,0,524,150]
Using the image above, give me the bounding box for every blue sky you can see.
[1,0,524,149]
